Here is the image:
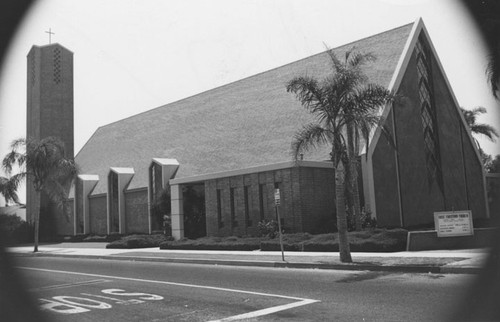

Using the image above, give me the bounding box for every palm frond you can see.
[290,123,330,161]
[0,175,23,204]
[286,76,325,112]
[471,124,499,141]
[461,106,499,143]
[486,52,500,99]
[346,50,375,69]
[353,84,395,111]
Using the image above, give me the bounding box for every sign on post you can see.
[274,188,281,206]
[434,210,473,237]
[274,188,285,261]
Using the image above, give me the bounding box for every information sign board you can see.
[274,188,280,206]
[434,210,473,237]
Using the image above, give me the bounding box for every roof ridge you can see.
[93,21,415,131]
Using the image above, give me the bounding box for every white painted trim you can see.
[124,187,148,193]
[78,174,99,181]
[110,167,135,174]
[170,160,333,185]
[170,184,184,240]
[152,158,179,167]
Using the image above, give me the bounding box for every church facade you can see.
[31,18,489,239]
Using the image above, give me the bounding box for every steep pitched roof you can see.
[76,21,415,195]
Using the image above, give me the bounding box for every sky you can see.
[0,0,499,205]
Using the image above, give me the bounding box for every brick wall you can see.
[125,188,149,233]
[205,165,334,237]
[89,194,107,235]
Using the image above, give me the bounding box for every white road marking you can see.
[18,266,320,320]
[207,299,319,322]
[29,279,111,292]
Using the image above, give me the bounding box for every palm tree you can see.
[2,137,78,252]
[486,51,499,100]
[286,49,395,262]
[461,106,499,143]
[461,106,499,168]
[0,174,23,206]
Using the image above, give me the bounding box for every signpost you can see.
[434,210,473,237]
[274,188,285,261]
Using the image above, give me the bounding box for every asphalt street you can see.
[11,256,474,321]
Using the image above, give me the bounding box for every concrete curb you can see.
[11,252,479,274]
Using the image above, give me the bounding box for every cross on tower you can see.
[45,28,55,44]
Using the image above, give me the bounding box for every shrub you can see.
[83,235,109,242]
[159,236,261,251]
[157,229,407,252]
[106,234,171,249]
[259,229,407,252]
[0,214,33,244]
[258,219,279,238]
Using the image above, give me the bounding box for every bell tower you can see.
[26,43,74,224]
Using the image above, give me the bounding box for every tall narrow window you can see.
[259,184,265,221]
[149,162,164,232]
[230,188,237,227]
[244,186,251,227]
[75,177,83,234]
[108,171,119,233]
[217,189,223,228]
[415,35,444,193]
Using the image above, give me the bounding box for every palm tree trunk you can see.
[33,190,40,253]
[351,164,362,231]
[346,124,362,231]
[335,163,352,263]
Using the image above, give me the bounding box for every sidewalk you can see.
[7,243,490,274]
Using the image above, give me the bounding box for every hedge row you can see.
[159,236,262,251]
[158,229,408,252]
[106,234,172,249]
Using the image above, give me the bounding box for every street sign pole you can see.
[274,188,285,262]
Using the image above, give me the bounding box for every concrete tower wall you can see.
[26,44,74,231]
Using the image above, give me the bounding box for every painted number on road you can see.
[39,289,164,315]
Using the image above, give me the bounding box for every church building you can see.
[30,18,489,239]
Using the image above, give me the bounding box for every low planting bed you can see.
[158,228,408,252]
[106,234,172,249]
[159,236,262,251]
